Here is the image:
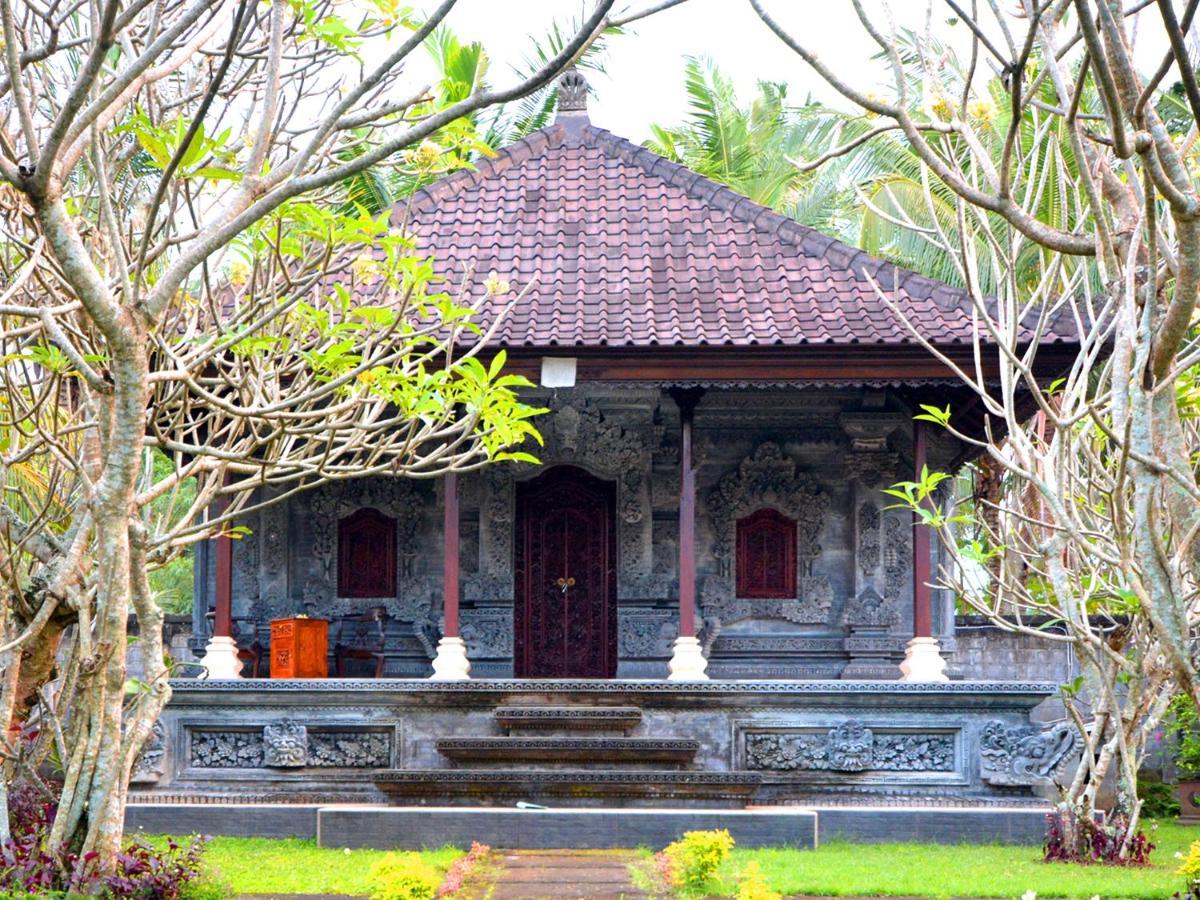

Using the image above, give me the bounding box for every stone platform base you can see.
[125,802,1049,848]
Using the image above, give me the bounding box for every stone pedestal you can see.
[667,636,709,681]
[430,636,471,681]
[201,635,243,680]
[900,636,949,682]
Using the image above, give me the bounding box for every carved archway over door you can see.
[514,465,617,678]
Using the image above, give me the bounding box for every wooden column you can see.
[214,531,233,639]
[203,495,244,678]
[671,387,705,638]
[442,471,460,639]
[912,419,932,639]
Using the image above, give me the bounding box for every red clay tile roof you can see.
[401,112,1070,350]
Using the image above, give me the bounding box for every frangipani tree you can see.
[751,0,1200,854]
[0,0,681,876]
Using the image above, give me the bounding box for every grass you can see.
[146,821,1200,898]
[697,820,1200,898]
[144,835,463,896]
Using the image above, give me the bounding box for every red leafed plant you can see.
[1043,806,1155,866]
[2,780,211,898]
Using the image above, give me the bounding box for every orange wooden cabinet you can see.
[269,617,329,678]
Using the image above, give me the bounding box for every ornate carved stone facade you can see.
[744,721,956,773]
[979,721,1077,786]
[190,722,392,769]
[701,443,834,636]
[201,386,945,679]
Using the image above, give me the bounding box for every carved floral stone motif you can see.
[979,721,1078,786]
[858,502,880,575]
[702,444,833,632]
[744,720,956,773]
[843,586,900,628]
[882,514,911,605]
[461,609,514,658]
[618,610,674,658]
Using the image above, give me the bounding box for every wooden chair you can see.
[334,606,388,678]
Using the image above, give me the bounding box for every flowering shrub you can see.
[368,851,443,900]
[436,841,489,896]
[736,860,781,900]
[1177,839,1200,899]
[657,829,736,893]
[1043,805,1155,866]
[1,781,213,898]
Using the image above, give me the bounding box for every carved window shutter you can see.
[337,507,397,598]
[736,508,797,599]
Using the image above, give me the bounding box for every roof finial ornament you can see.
[556,65,589,117]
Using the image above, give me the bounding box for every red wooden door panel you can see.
[514,466,617,678]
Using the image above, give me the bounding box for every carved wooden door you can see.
[514,466,617,678]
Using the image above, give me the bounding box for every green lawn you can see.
[146,835,462,896]
[146,822,1200,898]
[703,820,1200,898]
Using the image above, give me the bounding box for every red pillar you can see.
[912,419,932,639]
[671,388,704,638]
[442,472,460,638]
[213,504,233,639]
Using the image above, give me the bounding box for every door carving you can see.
[514,466,617,678]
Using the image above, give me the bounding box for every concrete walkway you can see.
[488,850,646,899]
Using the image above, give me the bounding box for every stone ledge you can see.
[316,805,819,850]
[435,737,699,763]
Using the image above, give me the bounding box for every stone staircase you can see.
[374,701,761,806]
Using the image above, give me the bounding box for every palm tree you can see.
[646,45,1093,295]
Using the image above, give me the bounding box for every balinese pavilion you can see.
[127,71,1080,849]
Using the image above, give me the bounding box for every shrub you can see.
[1043,805,1155,866]
[368,851,443,900]
[1139,778,1181,820]
[1177,839,1200,899]
[2,780,211,898]
[736,860,781,900]
[1164,694,1200,778]
[658,829,735,893]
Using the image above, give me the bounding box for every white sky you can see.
[411,0,1178,142]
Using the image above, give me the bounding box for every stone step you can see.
[374,769,761,805]
[436,737,698,764]
[493,706,642,731]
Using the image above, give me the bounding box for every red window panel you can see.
[337,507,397,598]
[736,507,797,599]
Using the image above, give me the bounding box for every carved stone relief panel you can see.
[189,721,393,768]
[130,721,166,783]
[700,443,834,638]
[882,512,912,610]
[979,721,1078,786]
[460,608,514,659]
[256,498,289,623]
[743,720,957,773]
[618,609,674,658]
[233,509,260,619]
